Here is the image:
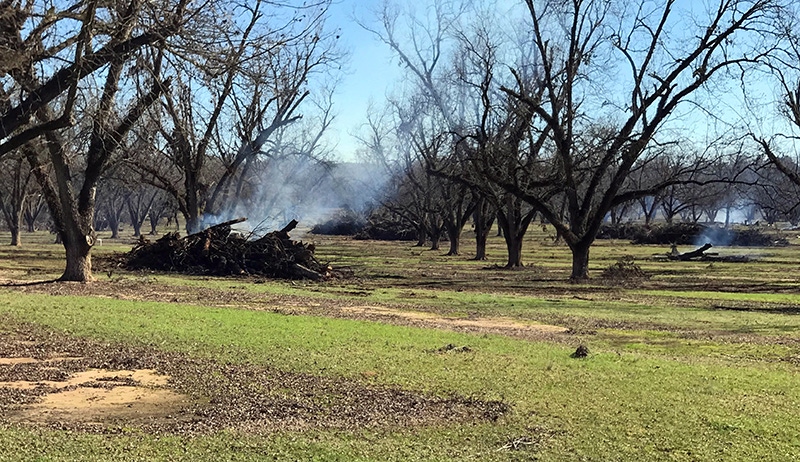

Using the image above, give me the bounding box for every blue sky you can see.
[325,0,400,161]
[319,0,787,161]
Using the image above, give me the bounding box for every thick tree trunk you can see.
[429,229,441,251]
[127,198,146,238]
[569,242,591,282]
[497,198,535,268]
[149,216,158,235]
[415,226,426,247]
[131,219,142,237]
[60,232,93,282]
[504,233,523,268]
[107,211,120,239]
[185,213,199,235]
[474,234,488,260]
[9,226,20,246]
[446,225,460,256]
[5,207,23,246]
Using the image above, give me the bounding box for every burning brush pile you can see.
[124,218,332,280]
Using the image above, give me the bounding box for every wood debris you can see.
[124,218,332,280]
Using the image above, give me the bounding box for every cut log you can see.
[274,219,299,240]
[668,243,713,261]
[290,263,324,280]
[187,217,247,239]
[280,219,299,234]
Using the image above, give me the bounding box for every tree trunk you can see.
[472,198,494,260]
[9,226,20,246]
[149,214,159,234]
[496,197,535,268]
[429,229,441,251]
[131,219,141,237]
[415,226,426,247]
[60,231,93,282]
[446,224,460,256]
[474,234,487,260]
[504,232,523,268]
[107,209,120,239]
[185,213,199,235]
[569,242,591,282]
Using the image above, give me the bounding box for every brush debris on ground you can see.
[124,218,332,280]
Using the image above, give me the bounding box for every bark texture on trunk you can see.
[7,206,23,246]
[9,227,21,246]
[445,225,460,256]
[504,234,523,268]
[131,220,141,237]
[415,226,426,247]
[60,232,93,282]
[569,242,591,282]
[429,233,441,251]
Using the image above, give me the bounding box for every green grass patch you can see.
[1,291,800,460]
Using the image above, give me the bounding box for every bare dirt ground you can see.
[0,320,507,435]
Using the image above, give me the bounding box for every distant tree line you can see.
[0,0,341,280]
[354,0,800,280]
[5,0,800,282]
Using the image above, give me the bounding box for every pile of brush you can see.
[124,218,330,280]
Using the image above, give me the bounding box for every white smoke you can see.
[205,157,387,238]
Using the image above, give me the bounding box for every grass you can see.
[0,228,799,460]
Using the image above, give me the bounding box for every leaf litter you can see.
[0,320,507,435]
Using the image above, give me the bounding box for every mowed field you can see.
[0,226,799,461]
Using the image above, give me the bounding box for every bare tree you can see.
[480,0,778,280]
[0,0,185,152]
[94,177,130,239]
[125,184,160,238]
[365,2,541,265]
[2,0,190,281]
[0,149,32,245]
[750,157,800,224]
[133,0,339,233]
[23,191,45,233]
[755,8,800,217]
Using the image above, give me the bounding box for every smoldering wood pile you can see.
[124,218,331,280]
[664,243,752,263]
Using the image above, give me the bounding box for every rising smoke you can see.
[208,157,388,238]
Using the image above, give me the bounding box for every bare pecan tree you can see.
[1,0,188,281]
[132,0,339,233]
[491,0,778,280]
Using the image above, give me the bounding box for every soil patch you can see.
[338,305,568,335]
[0,320,507,435]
